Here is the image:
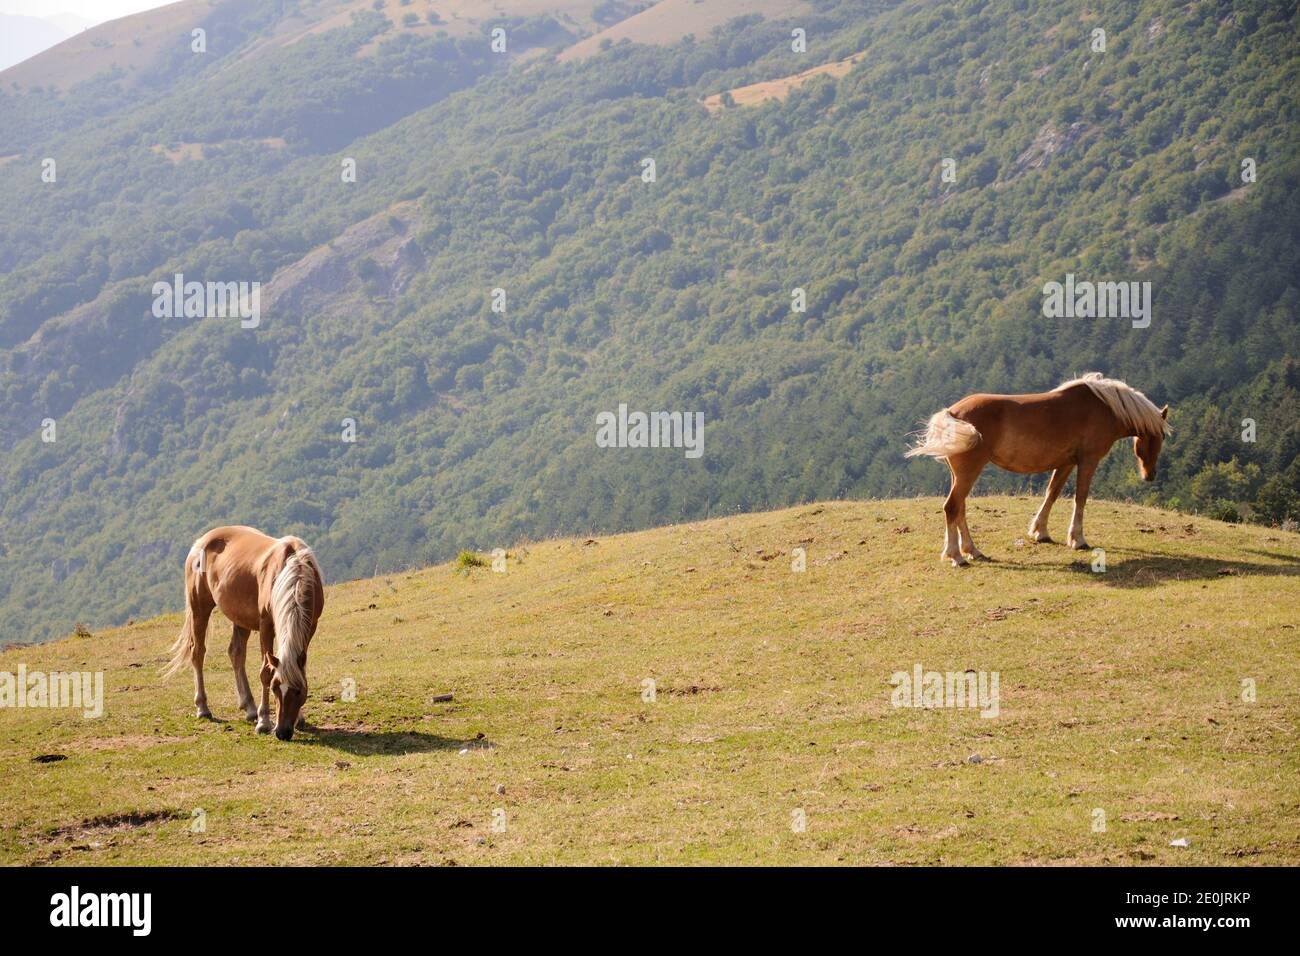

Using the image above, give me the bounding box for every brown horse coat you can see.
[165,526,324,739]
[906,374,1169,565]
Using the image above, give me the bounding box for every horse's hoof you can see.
[243,711,258,723]
[196,709,213,720]
[1032,534,1053,544]
[255,721,272,735]
[1068,540,1088,551]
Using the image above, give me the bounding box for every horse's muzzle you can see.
[275,727,294,741]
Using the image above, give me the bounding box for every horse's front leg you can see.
[1029,466,1072,543]
[255,617,275,735]
[1068,458,1099,550]
[228,625,258,722]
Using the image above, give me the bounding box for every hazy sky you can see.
[0,0,178,25]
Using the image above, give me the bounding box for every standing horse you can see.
[906,373,1169,566]
[163,526,324,740]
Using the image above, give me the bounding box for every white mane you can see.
[270,546,318,690]
[1055,373,1170,437]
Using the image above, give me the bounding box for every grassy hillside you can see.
[1,497,1297,865]
[558,0,807,60]
[1,0,1298,646]
[0,0,616,93]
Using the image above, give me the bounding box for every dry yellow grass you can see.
[286,0,611,51]
[0,0,611,92]
[1,497,1297,865]
[560,0,813,62]
[702,53,864,112]
[0,0,209,92]
[147,138,287,164]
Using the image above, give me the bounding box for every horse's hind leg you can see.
[1029,467,1073,543]
[190,602,213,719]
[942,457,982,567]
[228,625,257,722]
[957,504,985,561]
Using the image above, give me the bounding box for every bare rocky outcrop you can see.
[996,121,1093,189]
[260,200,425,320]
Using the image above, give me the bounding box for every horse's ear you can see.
[1160,404,1168,420]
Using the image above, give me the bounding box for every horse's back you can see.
[950,387,1102,426]
[197,525,275,549]
[950,389,1060,412]
[948,386,1118,474]
[190,525,275,564]
[188,526,279,628]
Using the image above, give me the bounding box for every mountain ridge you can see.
[0,13,76,73]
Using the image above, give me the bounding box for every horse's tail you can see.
[162,540,203,678]
[162,607,194,679]
[904,410,981,459]
[270,546,319,692]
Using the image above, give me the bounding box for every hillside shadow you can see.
[1241,546,1300,563]
[992,545,1300,589]
[299,727,493,756]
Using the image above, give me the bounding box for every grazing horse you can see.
[906,374,1169,566]
[164,526,324,740]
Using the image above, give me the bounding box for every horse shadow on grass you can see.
[297,726,494,757]
[994,543,1300,589]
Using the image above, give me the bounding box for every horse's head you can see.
[268,653,307,741]
[265,544,321,741]
[1133,405,1169,481]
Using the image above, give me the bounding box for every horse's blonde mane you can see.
[1055,373,1170,437]
[270,545,318,691]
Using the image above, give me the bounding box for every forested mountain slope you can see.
[0,0,1297,643]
